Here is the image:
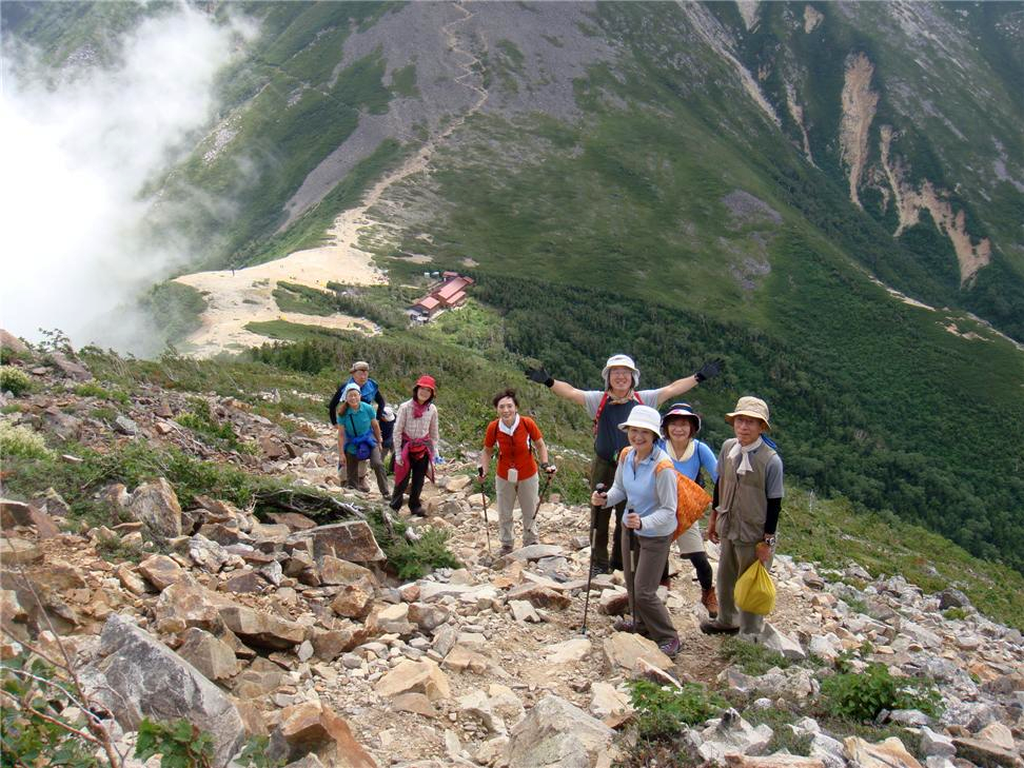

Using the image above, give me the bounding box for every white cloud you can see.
[0,4,246,351]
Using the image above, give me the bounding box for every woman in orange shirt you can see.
[478,389,557,555]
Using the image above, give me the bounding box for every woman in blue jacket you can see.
[661,403,719,618]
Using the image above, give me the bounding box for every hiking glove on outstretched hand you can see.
[695,358,725,383]
[525,367,555,387]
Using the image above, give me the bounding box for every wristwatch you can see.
[762,534,777,548]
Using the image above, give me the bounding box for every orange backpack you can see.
[618,447,713,540]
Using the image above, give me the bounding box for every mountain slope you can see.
[3,1,1022,574]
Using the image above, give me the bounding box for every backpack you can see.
[344,413,377,460]
[618,447,712,541]
[593,391,642,436]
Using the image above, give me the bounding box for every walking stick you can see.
[581,483,604,635]
[532,470,554,530]
[626,509,638,626]
[478,479,491,556]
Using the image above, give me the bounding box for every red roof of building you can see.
[443,290,468,307]
[415,296,441,311]
[436,277,470,300]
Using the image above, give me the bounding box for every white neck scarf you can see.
[498,415,520,437]
[729,437,763,475]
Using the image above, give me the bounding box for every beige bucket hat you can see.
[350,361,370,373]
[725,396,770,430]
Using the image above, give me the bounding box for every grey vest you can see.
[716,438,776,543]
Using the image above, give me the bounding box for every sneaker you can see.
[699,620,739,636]
[410,506,427,518]
[658,636,681,658]
[389,499,402,513]
[701,588,719,619]
[357,482,372,493]
[589,563,609,578]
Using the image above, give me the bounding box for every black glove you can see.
[525,367,554,387]
[695,358,724,383]
[477,465,485,479]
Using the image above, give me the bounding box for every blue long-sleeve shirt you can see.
[603,447,677,538]
[658,438,718,486]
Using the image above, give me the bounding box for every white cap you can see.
[601,354,639,389]
[382,405,396,422]
[617,405,662,435]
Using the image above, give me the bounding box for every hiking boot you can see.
[700,620,739,636]
[389,499,402,513]
[357,480,372,493]
[701,588,719,619]
[590,562,609,578]
[499,543,515,556]
[612,618,647,635]
[658,636,681,658]
[410,506,427,518]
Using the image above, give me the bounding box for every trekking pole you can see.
[626,509,638,626]
[581,483,605,636]
[478,478,492,557]
[532,469,554,529]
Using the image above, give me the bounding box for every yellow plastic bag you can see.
[734,560,776,615]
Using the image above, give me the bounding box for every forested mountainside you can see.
[2,1,1022,573]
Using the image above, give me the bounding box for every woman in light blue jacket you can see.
[592,405,680,658]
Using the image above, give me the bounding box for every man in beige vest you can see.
[702,396,784,638]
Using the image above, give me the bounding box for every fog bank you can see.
[0,4,245,352]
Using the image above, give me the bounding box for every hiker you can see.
[477,388,557,555]
[591,405,681,658]
[701,396,783,638]
[526,353,723,575]
[329,361,387,482]
[660,403,719,618]
[379,404,396,470]
[390,375,439,517]
[336,383,389,497]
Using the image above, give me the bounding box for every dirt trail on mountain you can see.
[175,3,489,358]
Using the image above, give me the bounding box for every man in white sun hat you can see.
[701,395,784,639]
[527,353,723,575]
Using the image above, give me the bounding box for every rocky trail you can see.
[1,345,1022,768]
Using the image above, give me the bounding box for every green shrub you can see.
[942,606,968,621]
[0,422,53,460]
[629,680,726,741]
[0,366,32,396]
[719,637,790,676]
[135,717,214,767]
[73,382,129,404]
[820,663,941,722]
[368,511,461,579]
[177,397,243,450]
[1,653,104,768]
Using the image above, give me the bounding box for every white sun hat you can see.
[617,405,662,435]
[602,353,639,389]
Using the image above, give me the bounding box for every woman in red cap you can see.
[390,375,440,516]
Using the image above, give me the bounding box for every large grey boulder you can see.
[80,614,245,768]
[503,694,614,768]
